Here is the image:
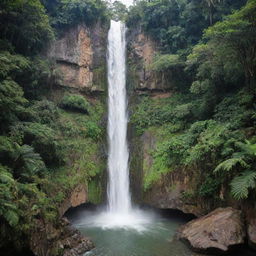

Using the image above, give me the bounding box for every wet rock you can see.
[59,184,87,217]
[177,207,246,254]
[30,218,94,256]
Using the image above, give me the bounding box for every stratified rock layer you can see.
[127,28,172,92]
[49,25,93,89]
[48,23,107,93]
[177,207,246,254]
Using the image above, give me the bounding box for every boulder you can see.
[248,216,256,250]
[177,207,246,254]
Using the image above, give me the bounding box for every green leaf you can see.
[231,171,256,200]
[214,158,248,173]
[4,210,19,227]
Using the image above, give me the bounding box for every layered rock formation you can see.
[48,22,107,93]
[177,207,246,254]
[127,28,172,92]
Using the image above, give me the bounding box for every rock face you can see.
[248,217,256,250]
[247,209,256,250]
[59,184,87,217]
[127,28,172,92]
[177,207,246,254]
[140,131,206,216]
[48,22,107,93]
[29,185,92,256]
[30,218,93,256]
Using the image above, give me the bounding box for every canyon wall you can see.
[48,22,108,94]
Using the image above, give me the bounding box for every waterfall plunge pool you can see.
[66,205,198,256]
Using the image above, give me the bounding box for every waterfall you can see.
[76,20,154,230]
[107,20,131,213]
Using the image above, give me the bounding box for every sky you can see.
[109,0,134,7]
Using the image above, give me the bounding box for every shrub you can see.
[60,94,90,114]
[31,100,59,125]
[85,121,102,141]
[10,122,63,166]
[198,176,221,198]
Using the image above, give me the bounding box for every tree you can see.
[205,0,256,88]
[0,0,54,55]
[51,0,109,31]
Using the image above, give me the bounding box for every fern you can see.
[0,167,14,183]
[214,157,248,173]
[4,210,19,226]
[14,144,46,176]
[236,140,256,157]
[231,171,256,200]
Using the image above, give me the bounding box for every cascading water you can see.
[71,20,154,230]
[68,18,197,256]
[107,20,131,214]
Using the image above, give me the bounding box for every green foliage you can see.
[198,176,221,198]
[205,0,256,87]
[214,158,248,173]
[85,121,102,141]
[127,0,246,53]
[0,165,19,227]
[0,78,27,130]
[213,139,256,199]
[0,0,106,251]
[60,94,90,114]
[50,0,109,31]
[31,100,60,125]
[12,144,46,181]
[11,122,63,166]
[231,171,256,200]
[131,94,193,134]
[150,54,184,71]
[110,1,128,21]
[0,0,54,55]
[0,136,16,165]
[0,52,31,80]
[88,179,102,204]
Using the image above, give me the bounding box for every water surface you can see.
[67,207,198,256]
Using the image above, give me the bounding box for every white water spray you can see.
[107,20,131,214]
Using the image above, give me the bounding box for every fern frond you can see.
[214,158,248,173]
[231,171,256,200]
[0,171,14,184]
[4,210,19,226]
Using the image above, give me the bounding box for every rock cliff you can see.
[48,22,108,93]
[127,27,172,92]
[139,130,207,216]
